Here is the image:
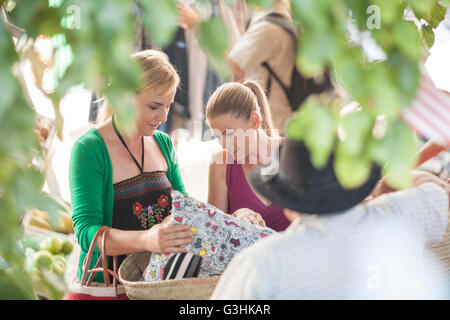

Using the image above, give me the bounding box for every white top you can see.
[211,183,449,299]
[227,12,295,134]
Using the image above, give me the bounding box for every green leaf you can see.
[0,99,38,155]
[198,18,231,78]
[408,0,435,18]
[333,47,368,102]
[297,30,337,77]
[369,120,418,189]
[0,268,35,300]
[285,112,305,141]
[427,1,447,28]
[291,0,331,31]
[9,0,65,38]
[104,87,137,132]
[33,192,69,228]
[365,62,404,118]
[139,0,178,48]
[51,33,73,83]
[247,0,276,9]
[334,144,372,189]
[372,0,402,25]
[286,97,337,168]
[0,72,18,119]
[371,26,395,53]
[412,0,447,29]
[386,51,420,107]
[393,20,420,61]
[8,166,45,218]
[339,109,374,156]
[421,24,435,48]
[3,0,17,12]
[345,0,372,30]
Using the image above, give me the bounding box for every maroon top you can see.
[226,161,290,232]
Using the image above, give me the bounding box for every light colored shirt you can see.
[211,183,449,299]
[227,11,295,134]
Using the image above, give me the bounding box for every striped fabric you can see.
[401,65,450,146]
[113,171,171,200]
[163,253,203,280]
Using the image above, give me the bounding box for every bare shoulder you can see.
[209,149,228,179]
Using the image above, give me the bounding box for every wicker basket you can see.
[118,251,220,300]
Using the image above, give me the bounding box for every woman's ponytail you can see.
[244,81,275,137]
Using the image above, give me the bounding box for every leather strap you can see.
[80,226,120,290]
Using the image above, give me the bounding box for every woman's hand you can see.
[177,5,199,30]
[366,170,450,208]
[143,223,193,254]
[365,177,398,202]
[161,214,172,224]
[232,208,266,227]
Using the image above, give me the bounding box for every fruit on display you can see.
[40,237,63,254]
[22,202,75,299]
[28,209,74,234]
[34,251,53,268]
[22,235,74,279]
[51,259,66,276]
[61,240,74,255]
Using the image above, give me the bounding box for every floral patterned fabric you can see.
[112,171,172,231]
[141,190,276,282]
[132,194,169,229]
[111,171,172,269]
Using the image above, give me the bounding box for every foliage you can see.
[0,0,447,298]
[286,0,448,189]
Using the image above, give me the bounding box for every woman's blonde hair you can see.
[206,81,275,137]
[96,49,180,123]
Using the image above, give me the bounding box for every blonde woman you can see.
[68,50,192,296]
[206,81,291,231]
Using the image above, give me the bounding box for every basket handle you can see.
[80,226,120,289]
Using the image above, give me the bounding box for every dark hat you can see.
[249,139,381,214]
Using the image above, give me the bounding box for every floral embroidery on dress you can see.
[134,199,167,229]
[133,202,143,217]
[158,194,169,208]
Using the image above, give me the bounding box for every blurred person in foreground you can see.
[211,138,450,299]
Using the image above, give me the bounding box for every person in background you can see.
[178,0,296,134]
[68,50,193,297]
[225,0,295,134]
[211,138,450,299]
[206,81,291,231]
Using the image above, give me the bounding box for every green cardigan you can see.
[69,128,186,282]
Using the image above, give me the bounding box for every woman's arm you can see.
[208,151,266,227]
[208,151,229,213]
[69,139,106,253]
[101,224,193,256]
[416,140,447,167]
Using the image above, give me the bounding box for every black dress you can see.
[110,118,173,268]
